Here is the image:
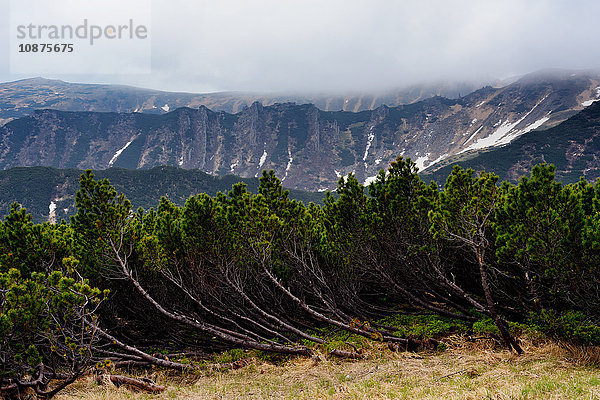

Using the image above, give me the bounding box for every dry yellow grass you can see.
[56,338,600,400]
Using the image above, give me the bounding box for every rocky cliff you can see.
[1,70,599,191]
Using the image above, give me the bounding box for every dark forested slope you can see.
[0,166,322,223]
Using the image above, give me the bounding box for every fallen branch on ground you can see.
[96,374,165,393]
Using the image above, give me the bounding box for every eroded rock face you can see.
[1,71,599,191]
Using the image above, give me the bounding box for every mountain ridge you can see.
[0,76,483,126]
[2,70,600,191]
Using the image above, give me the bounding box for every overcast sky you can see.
[2,0,600,93]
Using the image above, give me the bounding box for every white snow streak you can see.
[465,126,484,144]
[364,175,377,186]
[476,101,486,108]
[580,87,600,107]
[259,149,268,168]
[363,126,374,161]
[282,150,293,182]
[48,201,57,224]
[463,95,549,152]
[108,140,133,166]
[426,153,449,169]
[334,170,342,178]
[161,104,170,112]
[465,120,518,151]
[414,153,431,171]
[374,159,382,165]
[230,161,238,173]
[519,117,550,134]
[582,99,599,107]
[415,152,450,172]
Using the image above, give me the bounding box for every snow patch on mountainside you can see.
[463,95,549,152]
[48,201,57,224]
[465,120,516,151]
[363,126,375,161]
[282,150,293,182]
[495,116,551,146]
[161,104,170,112]
[581,87,600,107]
[428,153,449,168]
[255,144,268,177]
[108,140,133,166]
[519,116,550,134]
[364,175,377,186]
[259,148,267,168]
[415,153,431,171]
[465,115,551,152]
[465,126,484,144]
